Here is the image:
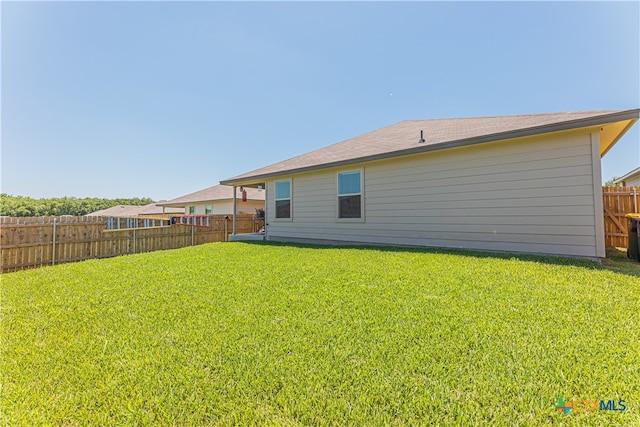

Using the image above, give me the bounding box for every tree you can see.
[0,194,154,217]
[603,177,620,187]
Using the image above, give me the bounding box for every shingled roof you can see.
[86,202,182,217]
[221,109,639,185]
[157,184,264,208]
[86,205,147,217]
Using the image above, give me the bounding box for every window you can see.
[338,170,362,219]
[188,206,195,214]
[205,205,212,214]
[275,179,291,219]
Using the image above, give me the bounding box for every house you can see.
[86,202,182,217]
[221,110,639,258]
[157,184,265,215]
[137,202,184,217]
[613,166,640,187]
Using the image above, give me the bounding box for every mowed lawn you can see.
[1,242,639,426]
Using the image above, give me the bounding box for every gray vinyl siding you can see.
[265,130,600,257]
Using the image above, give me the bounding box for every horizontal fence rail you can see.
[1,214,262,273]
[602,186,639,249]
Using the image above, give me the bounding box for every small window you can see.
[205,205,212,214]
[338,170,362,219]
[188,206,195,214]
[275,179,291,219]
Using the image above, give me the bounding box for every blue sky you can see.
[2,1,638,200]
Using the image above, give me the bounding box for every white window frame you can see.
[336,169,364,222]
[274,179,292,221]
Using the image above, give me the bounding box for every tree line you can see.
[0,194,154,217]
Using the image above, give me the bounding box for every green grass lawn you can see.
[2,242,639,426]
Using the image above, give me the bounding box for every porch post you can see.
[232,185,237,235]
[263,183,267,238]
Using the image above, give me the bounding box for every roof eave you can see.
[221,109,640,185]
[157,198,263,207]
[613,166,640,183]
[600,118,638,157]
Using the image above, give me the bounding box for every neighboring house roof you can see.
[138,201,183,215]
[86,205,147,217]
[157,184,265,208]
[221,109,639,185]
[613,166,640,185]
[86,202,182,217]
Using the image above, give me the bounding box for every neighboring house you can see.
[221,110,639,258]
[157,184,265,215]
[137,201,184,217]
[86,205,146,217]
[613,166,640,187]
[86,202,182,217]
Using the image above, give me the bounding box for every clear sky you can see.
[2,1,638,200]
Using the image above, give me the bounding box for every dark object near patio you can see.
[256,208,265,219]
[627,215,639,261]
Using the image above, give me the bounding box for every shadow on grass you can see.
[602,247,640,278]
[234,240,640,278]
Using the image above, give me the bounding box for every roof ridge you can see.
[404,110,620,122]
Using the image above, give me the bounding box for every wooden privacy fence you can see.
[0,214,261,273]
[2,187,636,271]
[603,186,639,248]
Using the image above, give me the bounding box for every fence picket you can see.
[602,186,640,248]
[0,215,260,273]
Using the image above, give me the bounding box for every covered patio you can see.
[230,182,267,240]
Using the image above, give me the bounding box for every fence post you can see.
[52,219,57,266]
[2,215,244,273]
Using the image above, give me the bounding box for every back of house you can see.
[222,110,639,258]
